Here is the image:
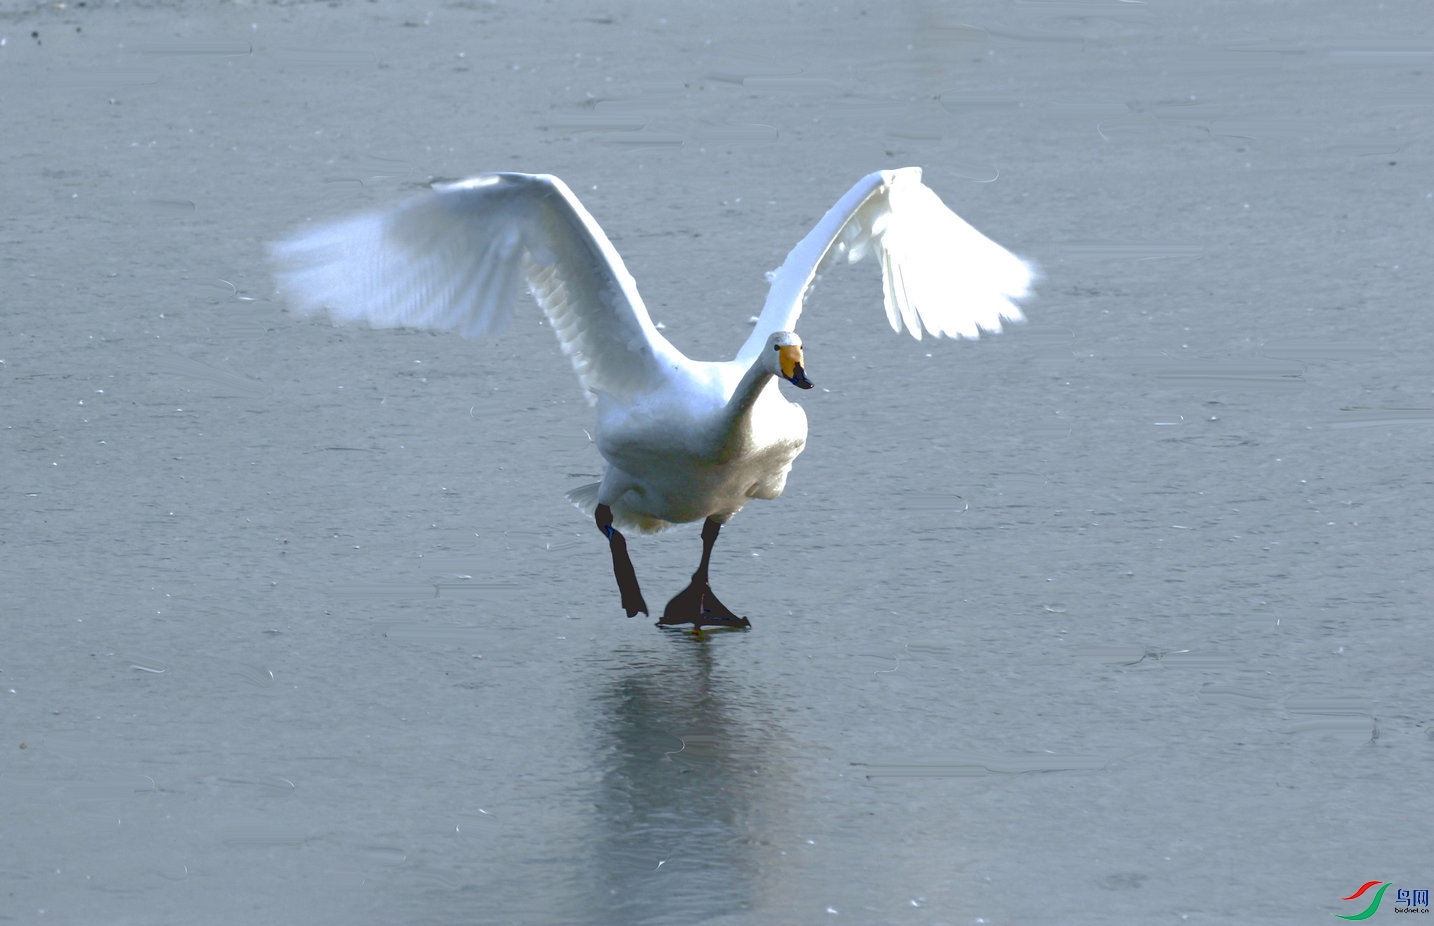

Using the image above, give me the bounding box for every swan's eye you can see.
[773,344,780,351]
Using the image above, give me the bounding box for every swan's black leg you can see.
[660,517,751,630]
[596,504,647,617]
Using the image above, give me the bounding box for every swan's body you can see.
[579,333,809,532]
[270,168,1035,628]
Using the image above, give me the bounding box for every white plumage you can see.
[270,168,1035,629]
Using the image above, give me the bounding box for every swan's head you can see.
[767,331,814,390]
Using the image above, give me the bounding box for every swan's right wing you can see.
[270,173,687,404]
[736,168,1036,365]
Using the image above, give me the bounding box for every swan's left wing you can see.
[736,168,1036,365]
[269,173,687,404]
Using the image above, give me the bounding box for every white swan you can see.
[269,168,1035,630]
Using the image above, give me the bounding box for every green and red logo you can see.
[1335,882,1430,919]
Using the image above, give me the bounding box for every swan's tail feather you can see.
[565,482,602,515]
[565,483,673,534]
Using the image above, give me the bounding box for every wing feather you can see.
[269,173,687,403]
[737,168,1036,364]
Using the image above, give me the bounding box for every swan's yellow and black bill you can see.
[778,344,814,389]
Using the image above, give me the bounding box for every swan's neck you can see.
[722,356,780,432]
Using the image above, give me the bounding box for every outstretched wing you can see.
[736,168,1036,365]
[269,173,688,404]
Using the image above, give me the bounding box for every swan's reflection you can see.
[575,635,794,924]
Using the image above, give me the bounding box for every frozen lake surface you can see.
[3,1,1432,923]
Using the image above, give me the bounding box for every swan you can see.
[269,168,1035,630]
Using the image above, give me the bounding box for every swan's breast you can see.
[592,382,808,523]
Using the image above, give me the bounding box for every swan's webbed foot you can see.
[597,504,647,617]
[609,532,648,617]
[657,516,751,631]
[659,575,752,631]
